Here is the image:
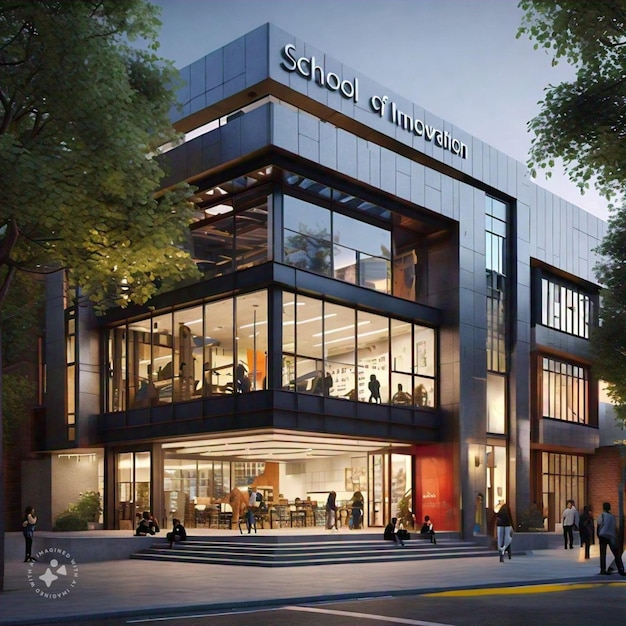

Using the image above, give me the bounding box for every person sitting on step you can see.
[420,515,437,544]
[166,518,187,548]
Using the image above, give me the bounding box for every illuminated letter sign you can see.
[280,44,468,159]
[281,44,359,103]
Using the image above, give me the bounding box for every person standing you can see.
[325,491,338,530]
[579,505,594,560]
[350,491,364,529]
[246,486,259,534]
[562,499,578,549]
[496,502,514,562]
[596,502,626,576]
[22,505,37,563]
[368,374,381,403]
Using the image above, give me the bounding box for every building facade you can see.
[30,24,607,536]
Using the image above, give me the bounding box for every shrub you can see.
[71,491,102,523]
[517,504,545,532]
[53,511,88,531]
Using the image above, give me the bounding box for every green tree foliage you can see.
[1,272,42,441]
[0,0,199,312]
[2,373,34,444]
[1,272,43,364]
[517,1,626,206]
[519,1,626,427]
[593,214,626,426]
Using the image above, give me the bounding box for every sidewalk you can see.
[0,543,611,625]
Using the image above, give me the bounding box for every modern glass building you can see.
[29,24,605,537]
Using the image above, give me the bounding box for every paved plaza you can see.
[0,531,615,625]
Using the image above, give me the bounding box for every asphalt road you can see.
[40,579,626,626]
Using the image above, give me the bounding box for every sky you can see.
[149,0,609,222]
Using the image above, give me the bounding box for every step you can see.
[129,536,495,567]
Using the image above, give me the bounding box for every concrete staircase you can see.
[129,532,496,567]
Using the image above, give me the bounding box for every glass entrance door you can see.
[368,452,413,527]
[115,451,151,530]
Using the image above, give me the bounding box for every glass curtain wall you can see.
[283,190,391,293]
[162,457,267,528]
[281,292,436,406]
[184,166,431,302]
[187,170,273,279]
[105,291,268,411]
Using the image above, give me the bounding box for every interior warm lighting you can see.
[283,313,337,327]
[317,326,389,347]
[57,453,97,462]
[182,318,203,326]
[206,186,228,196]
[239,319,268,330]
[312,321,370,337]
[163,430,408,461]
[204,203,232,215]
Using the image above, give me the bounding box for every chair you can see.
[289,505,306,527]
[238,510,256,534]
[272,505,290,528]
[218,503,233,529]
[206,504,219,528]
[194,504,207,527]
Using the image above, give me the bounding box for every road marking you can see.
[127,608,278,623]
[423,582,626,597]
[285,605,455,625]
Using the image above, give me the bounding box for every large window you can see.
[541,276,592,339]
[541,452,585,529]
[486,196,508,374]
[186,166,437,302]
[283,193,391,293]
[187,170,273,279]
[106,290,268,411]
[281,292,436,407]
[541,356,589,424]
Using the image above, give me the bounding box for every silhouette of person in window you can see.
[236,363,251,393]
[368,374,381,403]
[392,383,411,405]
[324,372,333,396]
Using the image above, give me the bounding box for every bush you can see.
[517,504,545,532]
[53,511,88,531]
[71,491,102,523]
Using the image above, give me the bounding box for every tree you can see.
[0,0,200,591]
[517,1,626,208]
[0,0,199,312]
[593,213,626,426]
